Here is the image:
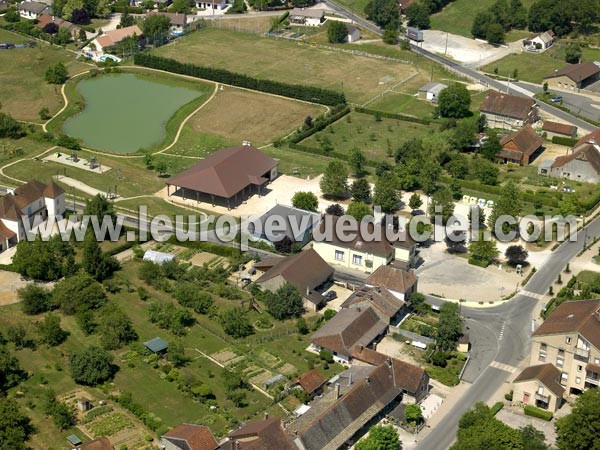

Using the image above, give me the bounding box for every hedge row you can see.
[491,401,504,415]
[551,136,578,147]
[288,143,378,167]
[111,5,145,13]
[134,53,346,106]
[468,257,490,268]
[524,405,553,421]
[288,105,351,144]
[354,107,432,125]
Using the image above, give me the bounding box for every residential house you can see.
[18,0,52,19]
[418,82,447,102]
[166,143,278,209]
[0,179,65,252]
[87,25,143,57]
[294,368,327,397]
[289,7,324,26]
[341,286,409,325]
[250,204,321,248]
[220,417,296,450]
[522,30,554,51]
[575,128,600,147]
[310,306,388,363]
[529,299,600,395]
[254,248,334,311]
[345,24,360,42]
[351,346,429,403]
[542,121,577,139]
[538,142,600,183]
[36,14,80,38]
[479,90,538,130]
[75,437,114,450]
[289,361,405,450]
[365,265,418,301]
[513,363,565,412]
[497,124,544,165]
[161,424,219,450]
[196,0,227,10]
[544,62,600,91]
[312,216,417,273]
[147,11,188,30]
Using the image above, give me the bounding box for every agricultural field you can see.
[152,27,417,104]
[0,29,90,122]
[430,0,535,38]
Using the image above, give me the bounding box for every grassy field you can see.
[0,29,90,122]
[152,27,417,104]
[480,52,562,83]
[430,0,535,38]
[368,93,437,117]
[302,111,434,161]
[186,85,325,147]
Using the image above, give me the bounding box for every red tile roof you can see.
[162,424,219,450]
[96,25,143,49]
[479,90,536,120]
[365,265,417,294]
[225,418,296,450]
[79,437,114,450]
[297,368,326,394]
[576,128,600,147]
[513,363,565,397]
[544,62,600,83]
[542,121,577,136]
[499,124,544,156]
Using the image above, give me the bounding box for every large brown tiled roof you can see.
[544,62,600,83]
[225,418,296,450]
[0,179,59,221]
[513,363,565,397]
[167,146,277,199]
[365,265,417,294]
[551,143,600,174]
[479,90,536,120]
[533,299,600,350]
[255,248,333,305]
[341,286,405,319]
[576,128,600,147]
[79,437,114,450]
[499,124,544,156]
[36,13,79,32]
[148,10,187,26]
[43,180,65,199]
[542,121,577,136]
[96,25,143,49]
[351,346,428,394]
[297,368,326,394]
[0,221,16,240]
[311,307,387,357]
[162,424,218,450]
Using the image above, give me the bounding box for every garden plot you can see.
[212,349,246,367]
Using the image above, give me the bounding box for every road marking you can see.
[498,321,506,341]
[520,290,544,300]
[490,360,518,373]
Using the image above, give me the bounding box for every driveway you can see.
[496,408,557,445]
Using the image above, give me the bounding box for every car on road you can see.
[323,291,337,302]
[550,95,563,103]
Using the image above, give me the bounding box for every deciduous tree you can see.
[437,83,471,119]
[292,191,319,212]
[69,346,115,385]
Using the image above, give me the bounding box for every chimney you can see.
[264,412,269,420]
[335,382,341,399]
[386,358,392,368]
[348,372,352,386]
[365,376,370,384]
[359,344,363,352]
[306,286,310,296]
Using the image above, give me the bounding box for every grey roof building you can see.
[250,204,321,247]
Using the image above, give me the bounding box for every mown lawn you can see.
[368,92,436,118]
[480,52,562,84]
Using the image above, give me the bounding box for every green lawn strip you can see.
[262,145,334,180]
[368,92,436,118]
[480,52,562,84]
[160,125,235,158]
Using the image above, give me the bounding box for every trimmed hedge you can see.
[468,257,490,268]
[551,136,578,147]
[134,53,346,106]
[111,5,144,13]
[354,107,432,125]
[288,142,378,167]
[491,401,504,415]
[524,405,553,421]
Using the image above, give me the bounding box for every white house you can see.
[418,82,447,102]
[18,0,52,19]
[523,30,554,51]
[196,0,227,10]
[289,7,324,26]
[345,23,360,42]
[0,180,65,252]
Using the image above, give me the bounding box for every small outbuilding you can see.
[542,121,577,139]
[66,434,82,446]
[144,337,169,355]
[77,397,92,412]
[289,7,324,26]
[418,82,447,102]
[345,24,360,43]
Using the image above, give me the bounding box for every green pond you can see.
[63,73,203,153]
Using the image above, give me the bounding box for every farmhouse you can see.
[0,179,65,252]
[312,216,417,273]
[539,142,600,183]
[497,124,544,165]
[310,306,387,363]
[365,265,418,301]
[88,25,143,56]
[166,144,278,209]
[479,90,538,130]
[196,0,227,10]
[513,363,565,412]
[221,417,296,450]
[18,0,52,19]
[289,7,324,26]
[254,248,334,311]
[542,121,577,139]
[250,204,321,247]
[161,424,219,450]
[294,368,327,397]
[341,286,410,325]
[147,11,188,30]
[345,24,360,42]
[522,30,554,51]
[36,14,80,38]
[418,82,447,102]
[544,62,600,91]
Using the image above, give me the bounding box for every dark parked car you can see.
[550,95,563,103]
[323,291,337,302]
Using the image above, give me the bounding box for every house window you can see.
[539,352,546,362]
[540,343,547,351]
[561,372,568,381]
[576,377,582,384]
[537,386,544,395]
[558,349,565,357]
[577,365,583,372]
[566,337,572,344]
[352,254,363,265]
[595,358,600,365]
[334,250,345,261]
[557,358,564,368]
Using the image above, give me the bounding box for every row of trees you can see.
[472,0,528,44]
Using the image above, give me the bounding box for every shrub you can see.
[504,390,513,401]
[524,405,553,421]
[319,349,334,363]
[551,136,578,147]
[491,401,504,415]
[468,256,490,268]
